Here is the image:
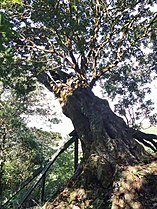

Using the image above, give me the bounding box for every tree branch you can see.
[89,62,117,88]
[36,72,53,93]
[89,11,155,88]
[19,34,76,70]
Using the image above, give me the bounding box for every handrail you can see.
[1,164,46,208]
[1,130,79,209]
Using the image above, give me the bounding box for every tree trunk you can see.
[37,76,157,208]
[45,86,157,209]
[62,87,149,165]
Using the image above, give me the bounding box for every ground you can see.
[112,160,157,209]
[34,159,157,209]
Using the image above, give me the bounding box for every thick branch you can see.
[19,34,76,70]
[89,62,117,88]
[36,72,53,93]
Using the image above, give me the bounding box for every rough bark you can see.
[62,87,150,163]
[37,74,157,208]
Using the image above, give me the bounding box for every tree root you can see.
[130,128,157,152]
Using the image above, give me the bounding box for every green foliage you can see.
[31,128,62,159]
[102,63,157,127]
[0,98,44,206]
[42,145,74,202]
[2,0,156,72]
[0,5,35,97]
[0,87,74,208]
[0,0,156,127]
[0,0,22,66]
[0,0,22,6]
[0,12,14,65]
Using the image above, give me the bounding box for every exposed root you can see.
[130,128,157,152]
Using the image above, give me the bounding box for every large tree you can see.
[1,0,157,208]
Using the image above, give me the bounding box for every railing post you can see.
[74,137,78,171]
[2,134,77,209]
[40,172,46,204]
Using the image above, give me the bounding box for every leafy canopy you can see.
[1,0,157,126]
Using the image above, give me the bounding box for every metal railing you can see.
[1,130,79,209]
